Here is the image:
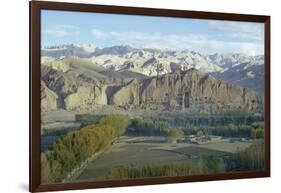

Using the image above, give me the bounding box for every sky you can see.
[41,10,264,56]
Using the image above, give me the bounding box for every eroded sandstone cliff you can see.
[110,69,263,113]
[41,64,263,113]
[41,81,58,111]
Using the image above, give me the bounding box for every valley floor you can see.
[74,135,255,182]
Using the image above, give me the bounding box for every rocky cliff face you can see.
[110,69,263,113]
[65,85,107,111]
[41,62,107,111]
[41,57,263,113]
[41,81,58,111]
[110,80,140,107]
[42,45,264,93]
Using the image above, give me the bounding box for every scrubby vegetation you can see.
[104,162,204,179]
[165,113,263,127]
[169,114,264,139]
[104,154,224,179]
[233,142,264,171]
[128,114,264,139]
[41,114,130,183]
[75,114,103,127]
[127,118,169,136]
[183,122,264,139]
[42,127,77,136]
[103,142,264,180]
[162,128,184,143]
[127,119,184,143]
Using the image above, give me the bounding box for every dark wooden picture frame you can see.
[30,1,270,192]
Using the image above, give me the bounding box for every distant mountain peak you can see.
[41,44,264,93]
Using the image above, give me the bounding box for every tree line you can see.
[103,154,225,180]
[227,142,264,171]
[127,118,169,136]
[127,118,184,142]
[103,143,264,180]
[127,117,264,139]
[41,114,130,183]
[184,122,264,139]
[162,113,263,127]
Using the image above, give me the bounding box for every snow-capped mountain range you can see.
[41,44,264,92]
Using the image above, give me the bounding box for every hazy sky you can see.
[41,10,264,55]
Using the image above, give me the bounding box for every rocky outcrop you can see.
[41,58,263,114]
[65,85,107,111]
[110,69,263,113]
[41,62,105,110]
[42,45,265,92]
[110,80,140,106]
[41,81,58,111]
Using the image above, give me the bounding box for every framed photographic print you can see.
[30,1,270,192]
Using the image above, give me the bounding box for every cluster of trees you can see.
[233,143,264,171]
[103,141,264,180]
[104,141,264,180]
[163,113,263,127]
[185,123,264,139]
[128,118,185,143]
[127,118,169,136]
[202,154,225,174]
[41,114,130,183]
[75,114,103,127]
[128,116,264,139]
[104,154,225,180]
[249,122,264,139]
[42,127,79,136]
[162,128,184,143]
[207,124,255,138]
[153,114,263,138]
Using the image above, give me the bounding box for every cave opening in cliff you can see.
[184,92,190,108]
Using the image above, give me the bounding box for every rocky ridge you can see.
[41,44,264,92]
[109,69,263,113]
[41,56,263,114]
